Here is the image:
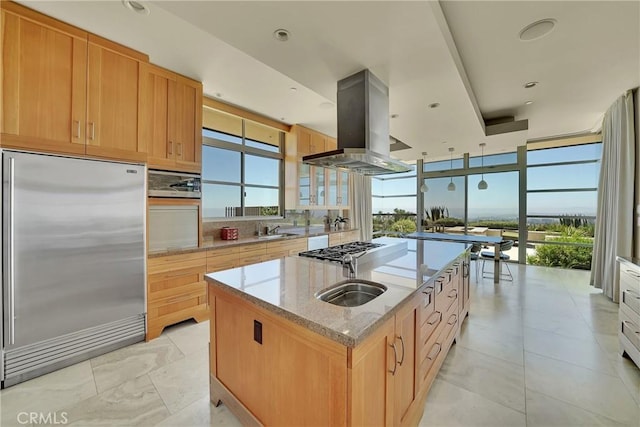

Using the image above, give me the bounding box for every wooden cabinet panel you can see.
[173,76,202,172]
[349,317,394,427]
[1,3,150,162]
[1,5,87,154]
[140,64,202,172]
[147,251,207,340]
[213,291,347,426]
[393,293,418,426]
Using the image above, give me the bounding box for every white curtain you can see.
[349,174,372,241]
[590,91,636,301]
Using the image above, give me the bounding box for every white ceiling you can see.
[20,1,640,162]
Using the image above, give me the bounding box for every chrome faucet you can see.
[267,225,281,235]
[342,251,366,278]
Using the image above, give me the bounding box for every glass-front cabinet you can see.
[327,170,350,207]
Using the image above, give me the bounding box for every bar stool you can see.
[481,240,514,281]
[469,243,482,282]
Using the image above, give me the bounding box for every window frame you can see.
[202,120,284,221]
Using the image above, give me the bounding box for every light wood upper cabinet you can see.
[85,36,145,161]
[1,3,87,154]
[139,63,202,172]
[1,2,148,162]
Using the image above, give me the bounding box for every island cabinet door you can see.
[213,291,348,426]
[393,293,419,426]
[348,317,395,426]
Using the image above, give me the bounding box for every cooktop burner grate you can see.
[299,241,384,263]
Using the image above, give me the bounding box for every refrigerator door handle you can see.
[7,156,15,345]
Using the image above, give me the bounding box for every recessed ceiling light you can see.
[441,141,447,144]
[428,102,440,109]
[519,18,557,41]
[524,81,538,89]
[122,0,149,15]
[391,114,399,119]
[319,102,334,110]
[214,93,222,98]
[280,117,286,121]
[289,87,297,92]
[525,100,534,105]
[273,29,291,42]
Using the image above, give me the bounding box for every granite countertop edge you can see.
[206,275,406,348]
[148,228,359,258]
[205,242,469,348]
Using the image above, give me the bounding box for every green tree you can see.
[389,218,417,234]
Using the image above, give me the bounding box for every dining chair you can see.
[480,240,514,281]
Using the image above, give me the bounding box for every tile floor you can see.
[1,264,639,426]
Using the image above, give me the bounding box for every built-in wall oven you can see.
[148,170,201,253]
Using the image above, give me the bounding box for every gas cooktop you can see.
[298,241,384,263]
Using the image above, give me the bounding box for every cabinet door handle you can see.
[397,335,405,366]
[389,342,398,375]
[88,122,95,140]
[177,142,183,156]
[427,343,441,361]
[73,120,81,139]
[625,269,640,278]
[448,289,458,299]
[422,286,435,295]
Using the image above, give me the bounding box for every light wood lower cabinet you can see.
[207,238,307,271]
[208,254,466,426]
[147,251,208,340]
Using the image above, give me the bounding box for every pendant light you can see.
[447,147,456,191]
[478,143,488,190]
[420,152,429,193]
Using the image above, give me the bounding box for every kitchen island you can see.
[205,237,470,426]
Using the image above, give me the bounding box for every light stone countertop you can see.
[205,237,468,347]
[617,256,640,269]
[148,226,358,258]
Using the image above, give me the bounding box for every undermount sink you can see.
[258,233,299,240]
[315,280,387,307]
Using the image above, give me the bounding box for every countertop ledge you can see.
[206,238,469,347]
[617,256,640,269]
[148,227,359,258]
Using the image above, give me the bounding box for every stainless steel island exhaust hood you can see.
[302,70,411,175]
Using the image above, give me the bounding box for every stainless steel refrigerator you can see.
[1,150,146,388]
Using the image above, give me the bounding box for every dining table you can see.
[405,231,505,283]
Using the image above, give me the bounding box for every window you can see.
[525,142,601,270]
[202,108,283,219]
[372,166,417,234]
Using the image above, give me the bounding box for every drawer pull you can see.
[427,311,442,326]
[623,320,639,332]
[427,343,442,361]
[625,289,640,298]
[422,286,435,295]
[389,342,398,375]
[447,314,458,325]
[625,269,640,278]
[448,289,458,299]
